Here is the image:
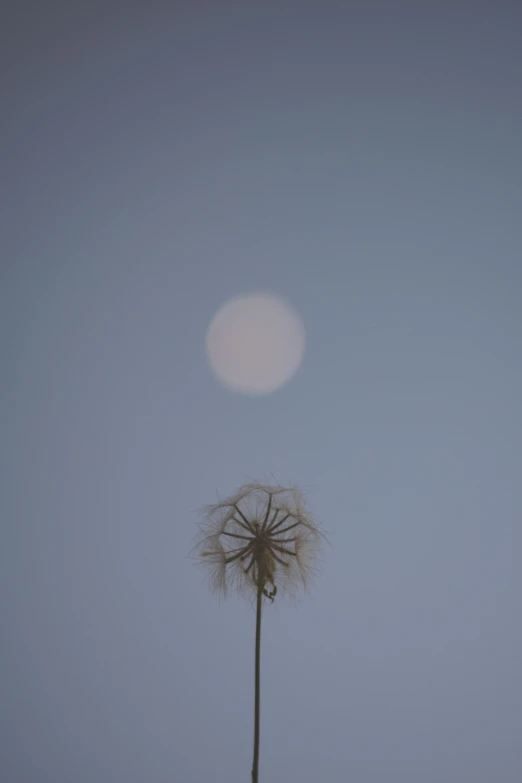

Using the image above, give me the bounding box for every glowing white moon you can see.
[205,293,306,395]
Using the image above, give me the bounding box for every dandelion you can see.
[193,482,326,783]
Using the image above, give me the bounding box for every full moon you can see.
[205,293,306,395]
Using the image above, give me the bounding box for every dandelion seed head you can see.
[193,482,326,604]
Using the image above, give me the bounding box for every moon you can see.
[205,293,306,395]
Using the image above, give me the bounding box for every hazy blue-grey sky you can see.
[2,3,521,782]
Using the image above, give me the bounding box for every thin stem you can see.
[252,579,263,783]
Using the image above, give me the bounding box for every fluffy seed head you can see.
[193,482,326,603]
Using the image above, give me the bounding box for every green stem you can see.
[252,581,263,783]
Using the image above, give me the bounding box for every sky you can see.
[2,2,522,782]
